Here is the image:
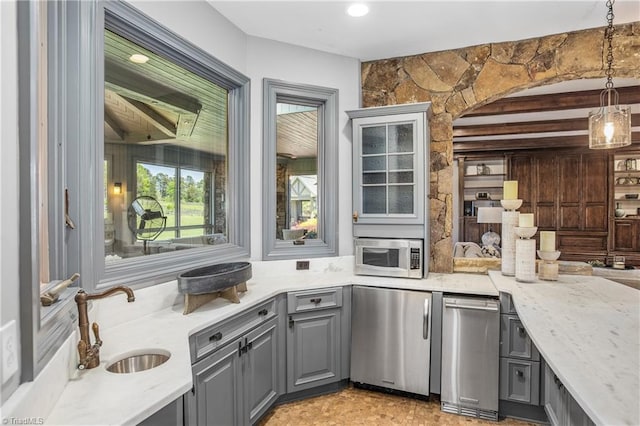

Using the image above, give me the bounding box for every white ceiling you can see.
[209,0,640,61]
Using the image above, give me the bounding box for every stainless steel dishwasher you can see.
[441,296,500,421]
[350,286,432,396]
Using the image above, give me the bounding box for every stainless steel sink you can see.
[106,350,170,374]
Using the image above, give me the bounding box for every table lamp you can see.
[476,206,503,247]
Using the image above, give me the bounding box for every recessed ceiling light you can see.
[129,53,149,64]
[347,3,369,18]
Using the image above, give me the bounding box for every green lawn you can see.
[155,201,210,240]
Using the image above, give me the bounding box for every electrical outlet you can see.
[296,260,310,270]
[1,320,18,384]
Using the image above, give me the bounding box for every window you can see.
[131,162,217,241]
[18,1,250,380]
[262,79,338,260]
[99,2,251,287]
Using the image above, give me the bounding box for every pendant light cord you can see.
[605,0,615,90]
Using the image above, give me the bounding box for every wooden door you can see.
[614,220,636,251]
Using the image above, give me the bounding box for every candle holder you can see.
[537,250,561,281]
[500,199,522,276]
[500,199,523,211]
[514,226,537,282]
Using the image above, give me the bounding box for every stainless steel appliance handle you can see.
[423,298,430,340]
[444,301,499,312]
[362,248,391,254]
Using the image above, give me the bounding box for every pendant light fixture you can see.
[588,0,631,149]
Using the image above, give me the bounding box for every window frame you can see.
[18,0,250,380]
[262,79,339,260]
[97,1,251,288]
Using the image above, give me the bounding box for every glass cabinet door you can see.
[361,123,415,215]
[351,109,427,225]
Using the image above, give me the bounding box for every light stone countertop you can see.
[34,258,640,426]
[489,271,640,426]
[43,257,495,426]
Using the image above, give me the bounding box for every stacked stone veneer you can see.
[361,23,640,273]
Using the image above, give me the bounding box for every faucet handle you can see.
[77,340,87,370]
[92,322,102,347]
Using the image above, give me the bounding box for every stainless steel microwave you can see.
[354,238,423,279]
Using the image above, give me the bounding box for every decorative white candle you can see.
[503,181,518,200]
[519,213,534,227]
[540,231,556,252]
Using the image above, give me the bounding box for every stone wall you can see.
[361,23,640,273]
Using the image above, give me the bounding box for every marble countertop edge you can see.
[43,269,495,425]
[488,271,640,426]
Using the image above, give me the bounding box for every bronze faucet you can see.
[75,286,135,370]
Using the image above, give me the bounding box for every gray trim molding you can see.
[96,1,252,288]
[17,0,253,385]
[262,79,339,260]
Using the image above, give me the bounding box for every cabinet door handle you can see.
[515,370,524,378]
[423,298,430,340]
[258,309,268,316]
[289,315,295,329]
[238,341,243,357]
[353,211,358,223]
[516,325,526,335]
[209,332,222,342]
[310,298,322,304]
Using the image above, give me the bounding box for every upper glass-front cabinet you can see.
[348,103,431,227]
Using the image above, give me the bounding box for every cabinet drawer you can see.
[499,358,540,405]
[192,298,277,362]
[500,315,540,361]
[499,292,517,314]
[287,287,342,313]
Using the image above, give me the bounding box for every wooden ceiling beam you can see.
[453,131,640,153]
[104,110,126,141]
[463,86,640,117]
[454,114,640,137]
[121,96,178,138]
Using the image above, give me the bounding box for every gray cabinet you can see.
[544,363,595,426]
[500,315,540,361]
[189,336,243,426]
[498,293,542,406]
[347,103,430,238]
[286,287,347,393]
[138,397,184,426]
[186,297,284,426]
[499,358,540,404]
[188,317,279,426]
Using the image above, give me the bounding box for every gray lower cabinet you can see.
[188,317,279,425]
[185,297,283,426]
[286,287,345,393]
[544,363,595,426]
[498,292,545,422]
[138,397,184,426]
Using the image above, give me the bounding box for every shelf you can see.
[464,173,505,178]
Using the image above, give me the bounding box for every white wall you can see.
[0,0,22,403]
[128,0,249,73]
[246,36,360,259]
[129,1,361,260]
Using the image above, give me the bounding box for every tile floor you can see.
[259,385,538,426]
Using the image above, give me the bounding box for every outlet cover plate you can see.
[296,260,310,270]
